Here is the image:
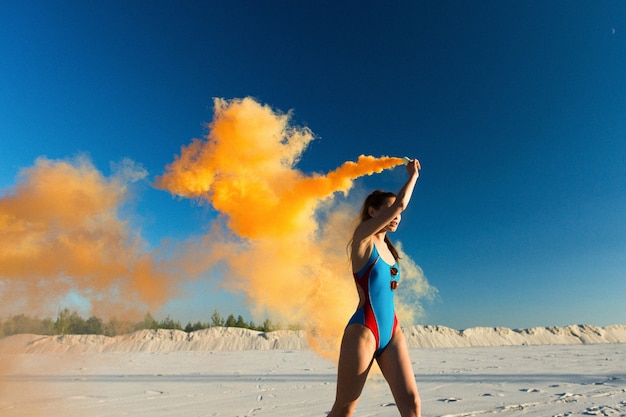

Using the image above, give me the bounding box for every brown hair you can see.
[353,190,401,262]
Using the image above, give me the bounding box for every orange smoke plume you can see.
[156,97,423,357]
[0,156,174,318]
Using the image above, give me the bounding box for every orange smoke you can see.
[156,97,427,357]
[0,156,174,318]
[0,96,435,361]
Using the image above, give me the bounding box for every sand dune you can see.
[403,324,626,348]
[1,324,624,354]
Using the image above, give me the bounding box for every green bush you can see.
[0,309,298,337]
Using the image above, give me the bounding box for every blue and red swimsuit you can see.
[347,244,400,356]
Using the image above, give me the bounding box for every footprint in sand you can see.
[439,397,461,403]
[500,404,528,412]
[557,392,583,403]
[145,390,163,395]
[582,405,622,415]
[481,392,504,397]
[520,388,541,393]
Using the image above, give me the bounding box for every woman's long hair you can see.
[348,190,401,262]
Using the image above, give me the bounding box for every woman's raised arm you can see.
[352,159,420,246]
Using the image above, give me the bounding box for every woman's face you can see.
[370,197,401,232]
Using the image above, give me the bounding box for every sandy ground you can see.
[1,344,625,417]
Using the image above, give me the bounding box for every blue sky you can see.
[1,1,624,330]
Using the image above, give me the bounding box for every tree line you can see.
[0,308,293,338]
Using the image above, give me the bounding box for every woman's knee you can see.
[328,400,358,417]
[412,391,421,410]
[399,391,421,417]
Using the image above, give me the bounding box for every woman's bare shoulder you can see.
[351,234,373,272]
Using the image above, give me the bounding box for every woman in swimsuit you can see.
[328,158,421,417]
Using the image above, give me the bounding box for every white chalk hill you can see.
[1,324,624,354]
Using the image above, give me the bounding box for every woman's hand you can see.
[406,158,420,178]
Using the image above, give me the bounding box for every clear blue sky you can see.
[1,1,624,330]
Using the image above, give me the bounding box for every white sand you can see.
[1,325,625,417]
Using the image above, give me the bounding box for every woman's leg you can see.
[328,324,377,417]
[376,327,421,417]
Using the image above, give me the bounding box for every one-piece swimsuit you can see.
[347,244,400,356]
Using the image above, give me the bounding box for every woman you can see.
[328,158,421,417]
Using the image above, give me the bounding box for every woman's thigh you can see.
[376,327,419,401]
[334,324,377,402]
